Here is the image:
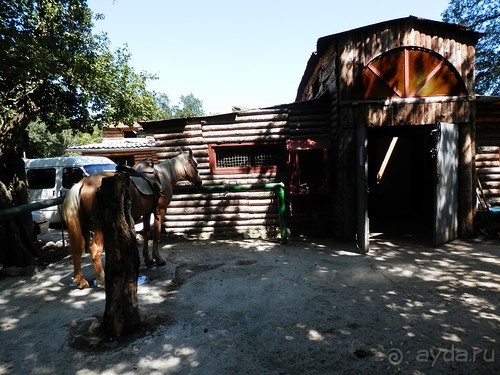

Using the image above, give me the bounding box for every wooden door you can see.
[434,122,459,245]
[356,126,369,253]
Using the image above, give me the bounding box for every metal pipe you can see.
[0,196,65,219]
[199,183,288,244]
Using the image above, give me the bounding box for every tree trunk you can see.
[97,172,141,339]
[0,154,37,267]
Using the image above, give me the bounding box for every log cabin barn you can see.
[139,100,332,240]
[137,16,484,251]
[295,16,481,251]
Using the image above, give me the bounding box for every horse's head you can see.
[178,148,202,188]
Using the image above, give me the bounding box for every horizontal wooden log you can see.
[486,197,500,205]
[479,180,500,188]
[483,186,500,196]
[163,224,279,234]
[476,167,500,174]
[166,205,275,215]
[288,114,330,122]
[203,173,281,180]
[156,150,208,160]
[289,121,330,129]
[202,121,287,132]
[235,108,287,117]
[289,127,331,135]
[164,218,278,228]
[172,190,275,201]
[169,198,275,208]
[477,175,500,184]
[234,114,288,122]
[203,127,288,138]
[477,146,500,153]
[476,160,500,168]
[154,137,204,147]
[154,130,202,140]
[168,203,275,212]
[205,135,287,143]
[165,212,278,222]
[476,153,500,161]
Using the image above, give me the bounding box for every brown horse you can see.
[62,149,202,288]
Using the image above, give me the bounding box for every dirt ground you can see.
[0,231,499,375]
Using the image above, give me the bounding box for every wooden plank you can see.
[173,190,275,199]
[475,153,499,161]
[168,199,275,208]
[165,213,278,222]
[202,135,287,143]
[203,127,288,138]
[154,130,202,140]
[163,224,278,234]
[166,206,275,215]
[477,146,500,153]
[476,161,500,168]
[164,218,278,228]
[202,121,287,132]
[154,137,204,147]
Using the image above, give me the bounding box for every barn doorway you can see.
[367,125,435,242]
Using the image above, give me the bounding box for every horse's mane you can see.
[156,154,187,185]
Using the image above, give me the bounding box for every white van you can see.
[25,156,116,223]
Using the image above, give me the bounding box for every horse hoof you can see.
[78,280,91,289]
[155,259,167,267]
[145,260,155,267]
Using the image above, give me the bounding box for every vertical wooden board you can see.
[339,38,354,99]
[425,34,432,50]
[455,40,463,81]
[466,45,476,93]
[443,37,450,59]
[448,38,456,66]
[438,36,445,56]
[380,28,391,57]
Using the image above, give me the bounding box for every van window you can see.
[83,164,116,175]
[62,167,85,189]
[27,168,56,189]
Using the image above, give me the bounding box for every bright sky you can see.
[87,0,451,115]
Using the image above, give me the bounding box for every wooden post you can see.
[97,172,141,339]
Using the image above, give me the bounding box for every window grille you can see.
[209,143,283,174]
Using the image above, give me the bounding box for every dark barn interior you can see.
[367,125,435,241]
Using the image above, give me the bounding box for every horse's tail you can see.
[62,181,85,256]
[62,180,82,223]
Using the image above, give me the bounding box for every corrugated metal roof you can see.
[68,138,155,151]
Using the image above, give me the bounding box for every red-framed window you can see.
[208,143,285,175]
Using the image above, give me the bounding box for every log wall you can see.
[475,97,500,207]
[142,99,332,239]
[476,146,500,206]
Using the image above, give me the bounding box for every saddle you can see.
[116,161,162,214]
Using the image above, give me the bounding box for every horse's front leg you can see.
[88,227,105,287]
[142,213,154,266]
[152,208,166,266]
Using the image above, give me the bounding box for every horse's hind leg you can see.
[152,209,166,266]
[68,227,90,289]
[88,227,105,287]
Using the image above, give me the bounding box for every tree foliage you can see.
[24,121,103,158]
[0,0,174,164]
[0,0,205,266]
[172,93,205,118]
[442,0,500,95]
